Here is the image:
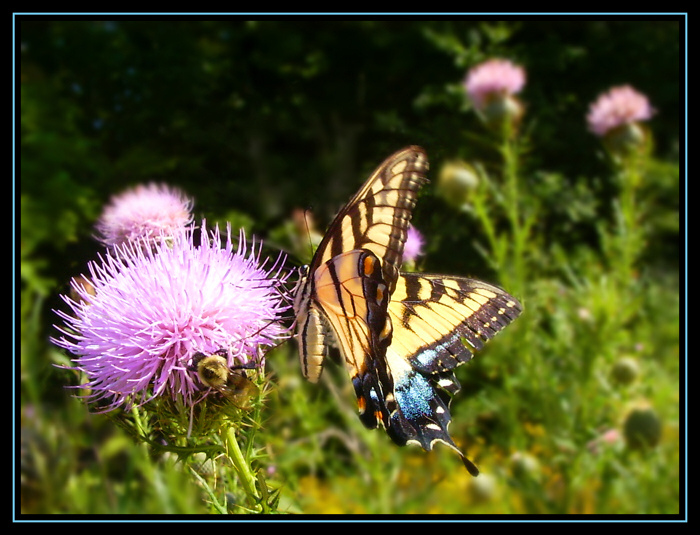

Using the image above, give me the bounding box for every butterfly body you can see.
[294,146,522,475]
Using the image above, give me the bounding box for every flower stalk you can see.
[225,427,262,512]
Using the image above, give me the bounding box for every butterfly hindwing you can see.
[383,273,522,475]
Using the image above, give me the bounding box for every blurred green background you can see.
[19,19,681,515]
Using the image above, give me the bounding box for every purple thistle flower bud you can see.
[52,222,291,412]
[464,59,525,109]
[95,183,194,250]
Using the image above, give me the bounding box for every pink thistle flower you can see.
[464,59,526,111]
[52,223,291,412]
[587,428,622,455]
[96,183,194,249]
[403,225,425,265]
[586,85,655,137]
[601,428,621,445]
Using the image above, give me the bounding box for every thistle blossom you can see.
[96,183,194,249]
[464,58,526,111]
[52,223,291,411]
[403,225,425,265]
[586,85,655,137]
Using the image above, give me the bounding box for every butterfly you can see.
[293,146,522,475]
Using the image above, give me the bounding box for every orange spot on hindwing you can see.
[357,394,367,413]
[363,254,376,276]
[376,284,384,304]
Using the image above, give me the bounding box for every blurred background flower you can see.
[95,183,194,250]
[587,428,622,455]
[464,58,526,131]
[587,85,655,155]
[587,85,655,137]
[402,224,425,267]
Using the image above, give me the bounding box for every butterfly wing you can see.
[310,146,428,293]
[295,147,428,382]
[382,273,522,474]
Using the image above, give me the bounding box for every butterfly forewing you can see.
[313,146,428,294]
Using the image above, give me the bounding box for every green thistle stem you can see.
[502,136,536,297]
[225,427,261,512]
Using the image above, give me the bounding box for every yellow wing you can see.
[293,147,522,475]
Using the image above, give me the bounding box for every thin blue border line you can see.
[683,12,688,525]
[12,15,17,521]
[11,12,690,15]
[11,519,688,522]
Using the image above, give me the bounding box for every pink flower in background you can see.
[586,85,655,137]
[587,428,622,455]
[52,223,291,411]
[96,183,193,249]
[403,225,425,265]
[464,59,526,111]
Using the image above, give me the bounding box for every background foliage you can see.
[19,19,681,516]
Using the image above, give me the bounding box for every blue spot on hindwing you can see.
[393,370,434,420]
